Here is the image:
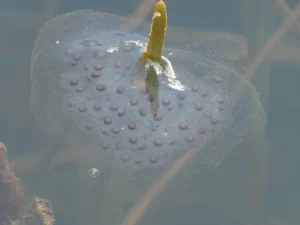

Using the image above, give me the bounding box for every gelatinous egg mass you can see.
[30,10,258,169]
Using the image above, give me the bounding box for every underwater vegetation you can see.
[0,143,55,225]
[0,143,25,223]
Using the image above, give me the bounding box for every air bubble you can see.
[88,168,100,178]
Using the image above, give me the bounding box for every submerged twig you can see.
[243,2,300,88]
[121,0,157,32]
[276,0,300,37]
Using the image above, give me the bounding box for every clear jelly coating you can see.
[30,10,262,169]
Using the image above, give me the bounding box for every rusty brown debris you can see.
[0,143,25,223]
[11,197,55,225]
[0,143,55,225]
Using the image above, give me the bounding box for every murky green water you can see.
[0,0,300,225]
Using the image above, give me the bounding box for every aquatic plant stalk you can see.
[234,1,300,100]
[122,138,208,225]
[121,0,157,32]
[245,3,300,80]
[140,0,167,62]
[276,0,300,37]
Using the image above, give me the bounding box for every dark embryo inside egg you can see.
[30,10,256,169]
